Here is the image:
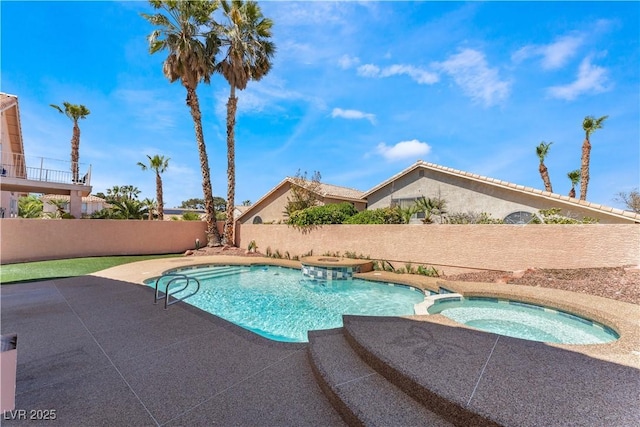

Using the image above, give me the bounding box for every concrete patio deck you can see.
[1,256,639,426]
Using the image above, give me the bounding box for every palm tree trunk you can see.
[539,163,553,193]
[224,89,238,246]
[71,121,80,182]
[185,85,222,246]
[580,138,590,200]
[156,172,164,220]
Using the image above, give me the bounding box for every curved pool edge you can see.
[90,256,640,369]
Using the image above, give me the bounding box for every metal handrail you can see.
[154,273,201,309]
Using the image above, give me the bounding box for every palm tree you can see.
[142,0,223,246]
[415,196,447,224]
[214,0,275,245]
[137,155,169,220]
[567,169,581,198]
[580,115,608,200]
[18,195,43,218]
[110,199,148,220]
[50,102,90,182]
[536,141,553,193]
[141,198,157,220]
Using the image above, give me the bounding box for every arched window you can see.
[504,211,534,224]
[252,216,263,224]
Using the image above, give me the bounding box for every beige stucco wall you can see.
[0,219,209,264]
[239,183,367,225]
[367,168,632,224]
[236,223,639,272]
[0,112,21,218]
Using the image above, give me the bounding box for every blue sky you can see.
[2,1,638,210]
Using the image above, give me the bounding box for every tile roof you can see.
[362,160,640,222]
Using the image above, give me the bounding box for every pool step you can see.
[308,328,453,427]
[183,267,249,281]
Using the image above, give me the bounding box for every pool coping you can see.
[91,255,640,369]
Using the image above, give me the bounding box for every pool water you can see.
[148,265,424,342]
[427,297,619,344]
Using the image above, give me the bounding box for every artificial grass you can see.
[0,254,180,284]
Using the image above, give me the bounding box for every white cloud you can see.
[376,139,431,161]
[434,49,510,106]
[338,54,360,69]
[331,108,376,124]
[357,63,438,85]
[357,64,381,77]
[547,56,610,100]
[512,34,584,70]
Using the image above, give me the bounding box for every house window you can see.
[252,216,263,224]
[504,211,534,224]
[82,203,88,214]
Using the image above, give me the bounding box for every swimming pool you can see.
[147,265,424,342]
[426,296,619,344]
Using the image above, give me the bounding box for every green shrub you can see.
[531,208,599,224]
[446,211,504,224]
[344,207,403,224]
[181,211,201,221]
[287,202,357,226]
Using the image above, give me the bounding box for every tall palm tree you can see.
[214,0,275,245]
[137,154,169,220]
[536,141,553,193]
[580,115,608,200]
[142,0,223,246]
[567,169,581,198]
[50,102,90,182]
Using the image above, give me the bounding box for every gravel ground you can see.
[445,267,640,305]
[187,248,639,305]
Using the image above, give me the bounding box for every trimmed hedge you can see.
[287,202,357,226]
[343,207,404,224]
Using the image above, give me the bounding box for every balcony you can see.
[0,154,92,196]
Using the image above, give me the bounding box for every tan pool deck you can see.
[1,255,639,426]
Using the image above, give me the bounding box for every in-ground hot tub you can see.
[300,256,373,281]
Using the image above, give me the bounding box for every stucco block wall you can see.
[237,224,639,272]
[367,168,629,224]
[0,219,209,264]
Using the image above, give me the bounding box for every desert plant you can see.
[247,240,258,253]
[265,246,272,257]
[531,208,599,224]
[415,195,447,224]
[416,265,440,277]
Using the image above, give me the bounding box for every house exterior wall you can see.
[236,223,639,272]
[239,183,292,224]
[239,184,367,225]
[366,167,632,224]
[0,112,22,218]
[41,198,106,217]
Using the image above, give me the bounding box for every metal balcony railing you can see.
[0,153,91,186]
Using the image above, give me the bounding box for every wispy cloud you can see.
[114,89,178,131]
[331,108,375,124]
[512,34,584,70]
[434,49,510,106]
[547,56,610,100]
[338,54,360,69]
[357,63,439,85]
[376,139,431,161]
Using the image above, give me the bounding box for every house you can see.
[363,160,639,224]
[236,177,366,225]
[41,194,107,218]
[0,93,92,218]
